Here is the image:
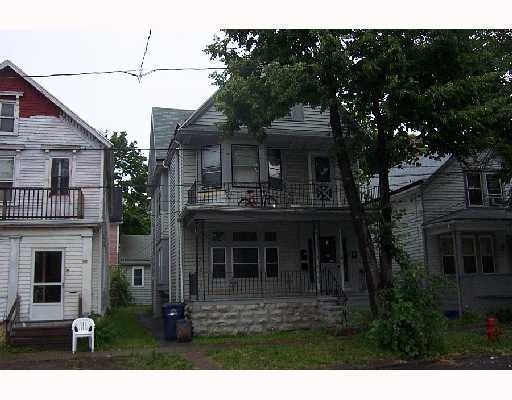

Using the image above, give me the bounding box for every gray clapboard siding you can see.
[120,265,152,305]
[0,238,9,319]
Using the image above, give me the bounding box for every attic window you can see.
[0,101,16,133]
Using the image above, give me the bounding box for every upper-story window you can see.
[201,145,221,187]
[51,158,70,195]
[0,101,16,133]
[465,172,503,207]
[285,104,304,122]
[0,157,14,202]
[267,149,282,189]
[232,145,259,185]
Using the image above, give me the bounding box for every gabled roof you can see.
[119,235,151,263]
[151,107,193,161]
[179,94,216,129]
[0,59,111,148]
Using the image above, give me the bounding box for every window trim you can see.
[200,144,222,188]
[231,247,260,278]
[479,235,496,274]
[30,248,65,306]
[0,99,19,135]
[231,144,260,187]
[264,247,279,278]
[132,267,144,287]
[211,247,227,279]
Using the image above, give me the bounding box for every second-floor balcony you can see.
[186,181,379,210]
[0,187,84,220]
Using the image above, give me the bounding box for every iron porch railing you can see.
[0,187,84,220]
[187,181,379,209]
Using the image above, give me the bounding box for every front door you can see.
[312,156,334,207]
[31,251,64,321]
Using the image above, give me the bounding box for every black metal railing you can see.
[186,181,379,209]
[189,267,346,301]
[0,187,84,220]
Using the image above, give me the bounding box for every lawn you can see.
[119,351,194,369]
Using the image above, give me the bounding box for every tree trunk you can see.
[373,99,394,289]
[329,104,379,317]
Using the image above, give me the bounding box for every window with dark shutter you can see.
[51,158,70,195]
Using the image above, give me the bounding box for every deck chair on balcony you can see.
[71,317,95,354]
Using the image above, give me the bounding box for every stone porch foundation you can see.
[186,297,346,336]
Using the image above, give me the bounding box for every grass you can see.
[194,329,328,346]
[120,351,194,369]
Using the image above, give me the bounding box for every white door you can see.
[311,156,335,207]
[30,251,64,321]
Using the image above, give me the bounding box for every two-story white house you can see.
[0,60,116,346]
[391,153,512,315]
[160,96,379,335]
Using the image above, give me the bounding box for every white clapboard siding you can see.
[0,238,10,319]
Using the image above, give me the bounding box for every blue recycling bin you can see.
[162,303,185,341]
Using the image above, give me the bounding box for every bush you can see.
[488,307,512,323]
[110,269,132,308]
[89,312,120,349]
[368,267,448,359]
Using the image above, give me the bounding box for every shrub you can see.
[368,267,448,359]
[488,307,512,323]
[110,269,132,308]
[89,312,120,349]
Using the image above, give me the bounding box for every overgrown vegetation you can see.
[121,350,194,369]
[110,269,132,308]
[368,267,448,359]
[488,307,512,323]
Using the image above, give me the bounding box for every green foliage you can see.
[489,307,512,323]
[89,312,120,348]
[369,267,448,359]
[109,131,150,235]
[110,269,132,308]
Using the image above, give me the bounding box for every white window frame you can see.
[484,173,504,206]
[50,157,71,195]
[200,145,222,188]
[264,247,279,278]
[465,172,484,207]
[231,247,260,278]
[0,156,15,202]
[0,99,19,135]
[231,145,260,186]
[211,247,227,279]
[132,267,144,287]
[440,235,456,275]
[462,235,477,275]
[479,235,496,274]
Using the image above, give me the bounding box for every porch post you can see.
[194,220,200,301]
[7,236,21,310]
[453,230,464,317]
[314,222,321,294]
[337,227,345,291]
[81,233,93,316]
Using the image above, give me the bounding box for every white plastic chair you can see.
[71,317,95,354]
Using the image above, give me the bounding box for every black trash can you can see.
[162,303,185,341]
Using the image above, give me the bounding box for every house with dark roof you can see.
[390,152,512,315]
[148,107,193,314]
[119,235,152,305]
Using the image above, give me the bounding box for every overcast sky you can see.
[2,30,221,152]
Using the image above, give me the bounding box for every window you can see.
[201,145,221,187]
[440,236,456,275]
[466,173,483,206]
[0,101,15,133]
[232,145,259,185]
[211,248,226,279]
[267,149,282,189]
[0,157,14,202]
[462,236,477,274]
[264,232,277,242]
[51,158,70,195]
[265,248,279,278]
[33,251,62,303]
[232,248,259,278]
[132,267,144,287]
[314,157,331,183]
[233,232,257,241]
[320,236,337,263]
[480,236,495,274]
[485,173,503,206]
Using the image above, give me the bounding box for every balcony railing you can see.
[189,268,347,301]
[0,187,84,220]
[187,181,379,209]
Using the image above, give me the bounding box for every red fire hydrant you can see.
[487,316,497,342]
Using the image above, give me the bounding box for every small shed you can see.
[119,235,152,305]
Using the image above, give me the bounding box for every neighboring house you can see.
[0,60,119,345]
[148,107,193,314]
[390,153,512,314]
[119,235,152,305]
[159,96,379,335]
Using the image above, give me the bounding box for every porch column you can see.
[194,220,200,301]
[453,230,464,317]
[313,222,321,294]
[7,236,21,310]
[337,228,345,291]
[81,233,93,316]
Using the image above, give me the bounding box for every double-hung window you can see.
[0,157,14,202]
[201,145,221,187]
[440,236,456,275]
[0,101,16,133]
[232,248,259,278]
[232,145,259,186]
[462,236,477,274]
[479,236,495,274]
[485,173,503,206]
[267,149,282,189]
[265,248,279,278]
[51,158,70,195]
[211,247,226,279]
[466,173,483,206]
[132,267,144,287]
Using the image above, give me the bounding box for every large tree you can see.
[110,131,150,235]
[206,30,512,315]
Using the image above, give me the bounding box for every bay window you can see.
[462,236,477,274]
